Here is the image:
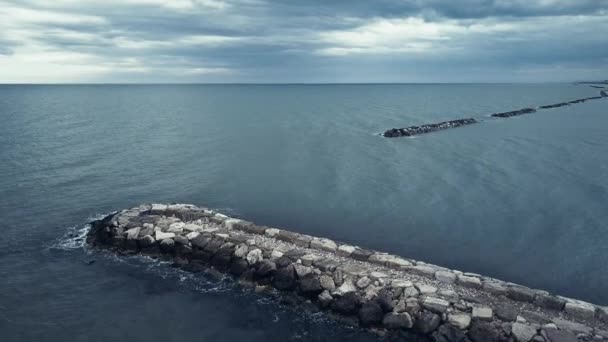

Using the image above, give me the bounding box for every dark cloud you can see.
[0,0,606,82]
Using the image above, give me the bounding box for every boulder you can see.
[483,281,508,296]
[335,279,357,295]
[351,248,373,261]
[421,297,450,314]
[432,324,468,342]
[229,258,249,275]
[457,275,481,289]
[155,231,176,241]
[356,276,372,289]
[468,321,506,342]
[414,311,441,334]
[318,290,333,308]
[403,286,420,298]
[495,304,519,322]
[159,238,175,253]
[543,329,578,342]
[435,271,456,284]
[331,292,360,315]
[448,313,471,330]
[383,312,414,329]
[138,235,156,248]
[512,322,537,342]
[298,274,323,296]
[309,238,338,252]
[319,275,335,291]
[472,306,493,321]
[507,286,536,303]
[337,245,355,257]
[358,301,384,327]
[416,284,437,295]
[191,234,210,248]
[255,260,277,277]
[272,265,296,290]
[174,235,189,245]
[293,264,313,278]
[246,249,263,265]
[564,301,596,321]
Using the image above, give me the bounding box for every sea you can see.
[1,84,607,341]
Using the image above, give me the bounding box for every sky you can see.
[0,0,607,83]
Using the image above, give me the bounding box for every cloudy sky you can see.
[0,0,607,83]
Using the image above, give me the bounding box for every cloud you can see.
[0,0,606,82]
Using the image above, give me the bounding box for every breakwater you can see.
[383,90,607,138]
[87,204,608,342]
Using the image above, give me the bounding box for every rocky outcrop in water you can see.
[87,204,608,342]
[490,108,536,118]
[382,90,607,139]
[539,103,569,109]
[383,118,477,138]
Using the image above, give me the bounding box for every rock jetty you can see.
[383,90,606,138]
[383,118,477,138]
[87,204,608,341]
[490,108,537,118]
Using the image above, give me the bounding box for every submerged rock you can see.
[383,118,477,138]
[491,107,536,118]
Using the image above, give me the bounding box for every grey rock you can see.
[246,249,263,265]
[403,286,420,298]
[543,329,578,342]
[336,245,355,257]
[512,323,537,342]
[318,290,333,308]
[495,304,519,322]
[457,275,482,289]
[483,281,508,296]
[255,260,277,277]
[319,275,335,291]
[552,318,593,335]
[383,312,414,329]
[472,306,493,321]
[191,234,211,249]
[535,294,566,311]
[433,324,468,342]
[564,301,596,321]
[138,235,156,248]
[351,248,373,261]
[272,264,296,290]
[293,264,313,278]
[421,296,450,314]
[468,321,507,342]
[435,271,456,284]
[356,276,372,289]
[299,274,323,295]
[508,286,536,303]
[414,311,441,334]
[159,238,175,253]
[174,235,189,245]
[309,238,337,252]
[331,292,360,315]
[313,258,339,272]
[448,313,471,330]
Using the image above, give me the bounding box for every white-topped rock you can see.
[435,271,456,284]
[335,279,357,295]
[155,231,176,241]
[511,322,537,342]
[337,244,356,257]
[421,296,450,313]
[416,284,437,295]
[246,249,263,265]
[310,238,337,252]
[472,306,493,321]
[457,275,482,289]
[448,313,471,329]
[125,227,140,240]
[265,228,280,237]
[186,231,200,240]
[183,224,203,232]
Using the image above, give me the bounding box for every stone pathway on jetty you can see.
[382,89,607,138]
[87,204,608,342]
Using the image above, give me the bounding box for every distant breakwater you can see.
[87,204,608,342]
[383,90,607,138]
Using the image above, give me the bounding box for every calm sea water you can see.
[1,84,607,341]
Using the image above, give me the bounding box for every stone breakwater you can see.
[87,204,608,342]
[383,90,606,138]
[382,119,477,138]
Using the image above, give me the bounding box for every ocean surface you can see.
[1,84,607,341]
